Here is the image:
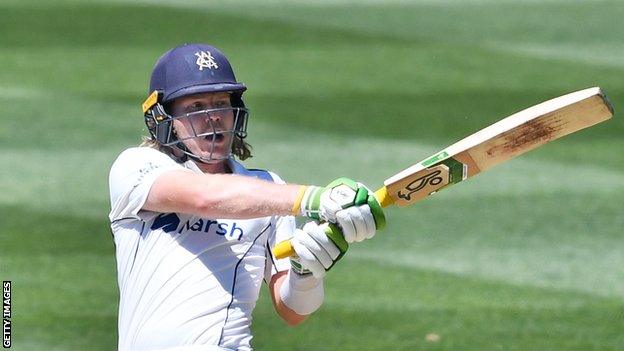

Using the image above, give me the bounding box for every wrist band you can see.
[291,185,308,216]
[279,270,324,315]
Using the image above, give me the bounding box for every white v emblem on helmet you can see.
[195,51,219,71]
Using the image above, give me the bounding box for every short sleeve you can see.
[264,214,296,283]
[262,171,297,281]
[108,147,186,222]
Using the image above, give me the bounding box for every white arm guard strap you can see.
[279,270,324,315]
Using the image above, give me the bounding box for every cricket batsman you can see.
[108,43,385,351]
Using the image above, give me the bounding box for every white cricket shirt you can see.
[108,147,292,351]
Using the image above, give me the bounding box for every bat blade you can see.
[382,87,613,207]
[273,87,613,259]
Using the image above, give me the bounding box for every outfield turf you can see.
[1,0,623,350]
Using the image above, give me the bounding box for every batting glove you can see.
[295,177,386,243]
[290,221,349,278]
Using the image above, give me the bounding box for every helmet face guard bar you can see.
[164,107,248,146]
[143,92,249,163]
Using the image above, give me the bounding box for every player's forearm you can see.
[145,170,304,219]
[194,173,303,219]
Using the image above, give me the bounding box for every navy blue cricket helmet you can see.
[142,43,250,162]
[149,43,247,104]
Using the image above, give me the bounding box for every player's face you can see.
[169,92,236,162]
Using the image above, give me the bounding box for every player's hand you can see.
[290,221,348,278]
[298,177,386,242]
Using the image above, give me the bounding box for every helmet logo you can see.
[194,51,219,71]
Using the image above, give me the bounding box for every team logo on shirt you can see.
[151,213,244,241]
[151,213,180,232]
[178,218,245,241]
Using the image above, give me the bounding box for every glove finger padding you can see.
[355,182,386,230]
[303,221,341,261]
[291,237,326,278]
[297,228,333,269]
[359,204,376,240]
[349,206,368,242]
[290,222,348,278]
[336,204,376,243]
[336,209,356,243]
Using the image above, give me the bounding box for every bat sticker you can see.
[397,169,444,201]
[421,151,449,167]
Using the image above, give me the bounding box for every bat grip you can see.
[273,186,389,259]
[273,240,296,259]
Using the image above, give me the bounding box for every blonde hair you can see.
[140,135,253,161]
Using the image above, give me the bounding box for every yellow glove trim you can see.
[291,185,308,216]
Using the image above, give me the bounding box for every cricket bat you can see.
[273,87,614,259]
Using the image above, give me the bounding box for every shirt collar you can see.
[184,157,248,175]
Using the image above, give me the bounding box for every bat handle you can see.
[273,239,296,259]
[273,186,390,259]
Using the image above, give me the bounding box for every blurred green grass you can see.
[0,0,623,350]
